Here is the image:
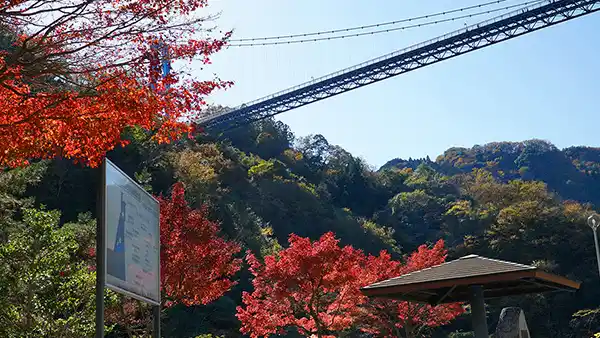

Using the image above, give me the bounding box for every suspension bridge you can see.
[196,0,600,131]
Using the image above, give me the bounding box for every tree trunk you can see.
[405,319,415,338]
[315,322,324,338]
[393,324,402,338]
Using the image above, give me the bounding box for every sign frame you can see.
[103,158,161,306]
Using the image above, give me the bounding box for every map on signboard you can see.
[105,159,160,305]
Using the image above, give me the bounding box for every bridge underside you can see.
[197,0,600,131]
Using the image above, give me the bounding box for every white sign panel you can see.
[105,159,160,305]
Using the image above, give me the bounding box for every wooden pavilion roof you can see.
[361,254,580,305]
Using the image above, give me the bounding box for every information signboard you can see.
[104,159,160,305]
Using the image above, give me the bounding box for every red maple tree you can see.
[237,233,464,338]
[360,240,464,338]
[236,232,369,338]
[0,0,231,167]
[157,182,241,306]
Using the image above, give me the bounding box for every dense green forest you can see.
[2,114,600,337]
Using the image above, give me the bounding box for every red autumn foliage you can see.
[0,0,231,167]
[236,232,368,338]
[237,234,464,338]
[360,240,465,337]
[157,182,241,306]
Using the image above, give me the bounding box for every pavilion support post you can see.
[469,285,488,338]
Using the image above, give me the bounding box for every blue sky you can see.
[195,0,599,168]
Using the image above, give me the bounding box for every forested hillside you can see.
[384,140,600,206]
[2,116,600,337]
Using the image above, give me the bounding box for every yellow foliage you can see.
[174,150,217,183]
[170,144,233,187]
[260,226,274,236]
[563,200,589,223]
[283,148,303,162]
[445,200,473,217]
[248,159,276,179]
[361,220,401,254]
[399,167,413,175]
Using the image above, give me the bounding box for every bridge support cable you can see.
[199,0,600,130]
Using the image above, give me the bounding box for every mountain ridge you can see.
[381,139,600,206]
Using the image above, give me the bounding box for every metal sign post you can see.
[96,41,168,337]
[96,159,106,338]
[153,304,161,338]
[96,159,161,337]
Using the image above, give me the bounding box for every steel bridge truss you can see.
[199,0,600,130]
